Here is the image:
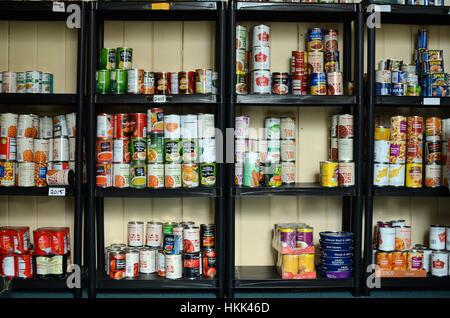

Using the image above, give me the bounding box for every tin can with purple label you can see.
[296,226,313,249]
[280,227,296,249]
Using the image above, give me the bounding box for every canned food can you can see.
[100,48,116,70]
[310,72,327,95]
[373,163,389,186]
[395,226,411,251]
[96,70,110,94]
[128,221,145,247]
[324,29,338,52]
[130,162,146,188]
[197,113,215,139]
[291,51,307,74]
[147,108,164,133]
[243,152,260,187]
[271,73,289,95]
[252,24,270,47]
[376,251,393,270]
[139,247,156,274]
[307,27,324,51]
[96,138,113,163]
[236,25,248,50]
[113,114,132,139]
[181,139,198,163]
[42,73,53,94]
[235,116,250,139]
[389,140,406,164]
[96,163,112,187]
[406,140,423,164]
[143,72,155,94]
[337,114,353,139]
[131,113,147,138]
[199,162,216,187]
[200,224,215,249]
[252,46,270,71]
[147,163,164,188]
[178,71,189,94]
[388,164,405,187]
[0,113,18,138]
[430,225,446,250]
[202,248,216,278]
[124,248,139,278]
[130,137,147,162]
[53,137,69,162]
[2,72,17,93]
[291,73,308,96]
[97,113,114,139]
[378,225,395,252]
[280,117,295,140]
[338,161,355,187]
[181,114,198,139]
[0,137,17,161]
[374,140,390,163]
[280,139,295,162]
[52,115,68,138]
[165,254,182,280]
[183,252,201,279]
[17,162,35,187]
[156,250,166,277]
[25,71,41,93]
[425,141,441,164]
[146,222,163,248]
[47,169,73,186]
[34,164,48,186]
[147,133,164,163]
[165,139,182,164]
[16,72,26,93]
[326,72,343,95]
[391,251,407,271]
[425,117,442,140]
[338,138,353,161]
[265,162,282,187]
[155,72,170,94]
[68,137,75,161]
[170,72,179,94]
[405,163,423,188]
[109,251,126,280]
[17,114,35,138]
[251,70,271,94]
[235,162,243,186]
[182,163,199,188]
[113,138,130,164]
[329,137,338,161]
[307,51,324,74]
[199,138,216,163]
[425,163,441,188]
[164,114,181,139]
[16,138,33,162]
[265,117,281,140]
[447,227,450,251]
[407,116,424,141]
[375,126,390,141]
[442,118,450,141]
[110,69,127,94]
[113,163,130,188]
[195,69,212,94]
[235,73,248,95]
[117,47,133,70]
[320,161,338,187]
[431,251,448,277]
[0,161,16,186]
[165,163,182,188]
[324,50,340,73]
[390,116,407,141]
[65,113,76,137]
[280,161,295,184]
[183,227,200,253]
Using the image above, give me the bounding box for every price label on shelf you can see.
[423,98,440,106]
[48,187,66,197]
[373,5,391,12]
[52,2,65,12]
[151,3,170,10]
[153,95,167,103]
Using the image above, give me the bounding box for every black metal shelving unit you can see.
[86,1,226,298]
[226,1,365,297]
[0,1,86,298]
[363,2,450,296]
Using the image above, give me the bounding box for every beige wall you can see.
[1,19,450,268]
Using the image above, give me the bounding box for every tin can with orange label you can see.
[34,139,50,163]
[16,137,34,162]
[391,251,407,271]
[407,116,423,141]
[0,161,16,187]
[395,226,411,251]
[425,164,441,188]
[376,251,393,270]
[97,113,114,139]
[425,117,442,141]
[0,113,18,138]
[375,126,390,141]
[131,113,146,138]
[147,163,164,188]
[113,163,130,188]
[406,163,422,188]
[96,138,113,163]
[96,163,112,188]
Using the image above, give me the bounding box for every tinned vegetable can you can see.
[200,162,216,187]
[165,163,182,188]
[100,48,116,70]
[25,71,41,93]
[96,70,110,94]
[147,132,164,164]
[181,139,198,163]
[265,162,282,187]
[110,69,127,94]
[425,163,441,188]
[147,163,164,188]
[113,163,130,188]
[130,162,146,188]
[42,73,53,94]
[117,47,133,70]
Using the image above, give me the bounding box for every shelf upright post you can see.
[74,1,87,299]
[363,13,376,297]
[226,0,237,299]
[87,1,98,299]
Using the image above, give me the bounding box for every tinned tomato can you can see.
[146,222,163,248]
[139,247,156,274]
[128,221,145,247]
[202,248,217,279]
[131,113,147,138]
[114,113,132,139]
[165,254,182,280]
[429,225,446,251]
[109,250,126,280]
[183,227,200,253]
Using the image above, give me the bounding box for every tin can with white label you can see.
[16,72,26,93]
[235,116,250,139]
[235,162,243,186]
[430,225,446,251]
[338,138,353,161]
[378,225,396,252]
[198,113,215,139]
[181,114,198,139]
[251,46,270,70]
[128,221,145,247]
[33,139,49,164]
[164,114,181,139]
[139,247,156,274]
[68,137,76,161]
[2,72,17,93]
[338,161,355,187]
[373,163,389,186]
[124,248,139,278]
[282,161,296,184]
[388,164,405,187]
[281,139,295,162]
[431,251,448,277]
[165,254,182,280]
[252,24,270,47]
[425,163,441,188]
[281,117,295,140]
[374,140,390,163]
[39,116,53,139]
[165,163,182,188]
[0,113,18,138]
[16,137,34,162]
[251,70,271,94]
[113,163,130,188]
[17,114,35,138]
[147,163,164,188]
[199,138,216,163]
[17,162,35,187]
[146,222,163,248]
[53,137,69,162]
[65,113,76,137]
[156,250,166,277]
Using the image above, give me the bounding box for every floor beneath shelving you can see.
[7,290,450,298]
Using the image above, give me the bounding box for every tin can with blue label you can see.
[376,83,390,96]
[35,163,47,187]
[391,71,407,84]
[307,28,324,51]
[310,72,327,95]
[172,226,184,255]
[391,83,405,96]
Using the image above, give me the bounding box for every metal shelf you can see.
[235,266,355,289]
[379,276,450,288]
[367,4,450,25]
[373,186,450,197]
[234,183,355,197]
[96,187,221,198]
[0,186,74,197]
[375,96,450,108]
[0,94,77,105]
[95,94,219,105]
[96,271,218,290]
[236,95,356,106]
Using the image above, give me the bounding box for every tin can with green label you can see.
[16,72,26,93]
[200,162,216,187]
[243,152,260,187]
[265,162,282,187]
[147,132,164,164]
[130,161,146,188]
[96,70,110,94]
[181,138,198,163]
[117,47,133,70]
[100,48,117,70]
[164,222,177,235]
[265,117,281,140]
[42,73,53,94]
[110,69,127,94]
[165,139,182,164]
[130,137,147,163]
[26,71,41,93]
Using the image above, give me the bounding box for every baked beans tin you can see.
[52,115,67,138]
[130,137,147,162]
[280,139,295,162]
[182,163,199,188]
[0,137,16,161]
[388,164,405,187]
[374,140,390,163]
[195,69,212,94]
[113,163,130,188]
[251,70,271,94]
[324,51,340,73]
[170,72,179,94]
[406,163,423,188]
[113,138,130,163]
[425,140,441,164]
[390,116,407,141]
[164,114,181,139]
[406,140,423,163]
[280,117,295,140]
[373,163,389,186]
[34,163,47,187]
[17,114,36,138]
[147,163,164,188]
[338,138,353,161]
[117,47,133,70]
[0,161,16,186]
[139,247,156,274]
[252,46,270,70]
[310,72,327,95]
[131,113,147,138]
[2,72,17,93]
[337,114,353,139]
[97,113,114,138]
[96,163,112,187]
[431,251,448,277]
[96,138,113,163]
[124,247,139,278]
[375,126,390,141]
[128,221,145,247]
[389,140,406,164]
[165,163,182,188]
[0,113,18,138]
[395,226,411,251]
[291,73,308,95]
[130,162,146,188]
[113,114,132,139]
[147,132,164,164]
[425,117,442,141]
[425,163,441,188]
[146,222,163,248]
[319,161,338,187]
[198,113,215,139]
[156,249,166,277]
[181,139,199,163]
[307,27,324,51]
[272,72,289,95]
[47,169,73,186]
[147,108,164,133]
[327,72,343,95]
[165,139,182,164]
[165,254,182,280]
[17,162,35,187]
[252,24,270,47]
[430,225,446,250]
[329,137,338,161]
[338,161,355,187]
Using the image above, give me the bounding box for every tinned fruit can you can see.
[319,161,338,187]
[373,163,389,186]
[165,163,182,188]
[395,226,411,251]
[405,163,423,188]
[388,164,405,187]
[338,161,355,187]
[113,163,130,188]
[147,163,164,188]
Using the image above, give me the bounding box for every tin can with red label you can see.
[147,108,164,133]
[183,252,201,279]
[96,138,113,163]
[109,250,126,280]
[114,113,132,139]
[33,227,69,256]
[251,70,271,94]
[143,72,155,94]
[97,113,114,138]
[96,163,112,187]
[291,51,307,74]
[202,248,217,279]
[188,71,196,94]
[407,116,423,141]
[425,117,442,141]
[183,227,200,253]
[0,137,16,161]
[272,72,289,95]
[252,46,270,70]
[155,72,170,94]
[165,254,182,280]
[0,226,30,254]
[131,113,147,138]
[425,141,442,164]
[0,254,16,277]
[338,161,355,187]
[52,161,70,171]
[407,140,423,163]
[200,224,215,249]
[308,51,324,74]
[291,73,308,95]
[252,24,270,47]
[113,138,130,163]
[337,114,353,138]
[16,253,33,279]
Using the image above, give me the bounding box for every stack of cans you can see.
[0,112,76,187]
[319,231,353,279]
[235,25,249,94]
[321,114,354,187]
[1,71,53,94]
[250,24,271,94]
[428,225,450,277]
[106,221,217,280]
[376,59,419,96]
[280,118,296,185]
[388,115,406,187]
[406,116,424,188]
[424,117,442,187]
[291,51,308,95]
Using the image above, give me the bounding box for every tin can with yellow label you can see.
[405,163,422,188]
[388,164,405,187]
[298,253,315,274]
[375,126,390,141]
[319,161,338,187]
[373,163,389,186]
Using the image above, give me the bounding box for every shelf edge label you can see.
[48,187,66,197]
[372,4,391,12]
[152,95,167,103]
[52,2,65,13]
[151,3,171,10]
[423,97,440,106]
